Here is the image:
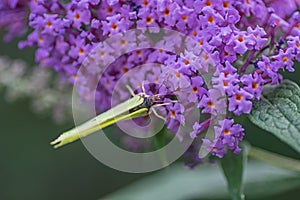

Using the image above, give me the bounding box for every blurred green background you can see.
[1,34,300,200]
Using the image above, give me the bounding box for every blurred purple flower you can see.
[0,0,28,41]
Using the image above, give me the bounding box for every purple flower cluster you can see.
[0,0,29,41]
[2,0,300,161]
[202,119,244,158]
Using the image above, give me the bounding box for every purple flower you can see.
[202,119,244,158]
[224,7,240,24]
[102,14,133,36]
[41,14,62,35]
[55,35,69,54]
[241,72,265,100]
[166,103,185,135]
[198,88,226,115]
[190,122,203,139]
[227,31,251,55]
[256,55,282,85]
[287,36,300,61]
[136,8,159,31]
[157,1,178,27]
[187,76,207,103]
[272,48,295,72]
[68,37,91,63]
[212,71,240,96]
[202,138,227,158]
[66,7,91,30]
[173,6,197,33]
[200,6,225,27]
[247,26,267,50]
[217,61,237,74]
[228,88,253,116]
[161,67,190,92]
[189,118,212,139]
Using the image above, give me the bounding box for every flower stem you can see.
[248,146,300,173]
[240,50,256,74]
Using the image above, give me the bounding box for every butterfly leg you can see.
[150,107,166,121]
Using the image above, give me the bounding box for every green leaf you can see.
[102,161,300,200]
[249,79,300,154]
[220,143,248,200]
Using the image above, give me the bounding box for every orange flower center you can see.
[164,8,170,16]
[224,129,230,135]
[72,74,78,81]
[120,39,126,45]
[208,101,215,108]
[122,68,129,73]
[205,0,212,6]
[46,21,52,27]
[182,15,188,21]
[142,0,148,6]
[252,82,258,89]
[146,16,153,24]
[175,72,181,78]
[265,64,269,69]
[107,7,113,14]
[184,59,190,65]
[223,1,229,8]
[208,16,214,23]
[235,94,243,101]
[111,24,118,30]
[79,48,84,55]
[38,36,44,42]
[170,110,176,118]
[224,71,229,77]
[74,13,80,20]
[282,56,288,63]
[237,36,244,42]
[100,51,105,57]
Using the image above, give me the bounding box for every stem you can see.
[248,146,300,173]
[282,21,297,40]
[240,50,256,74]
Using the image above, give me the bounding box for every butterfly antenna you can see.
[141,80,146,94]
[157,73,171,91]
[126,85,135,96]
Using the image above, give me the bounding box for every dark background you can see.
[1,34,300,200]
